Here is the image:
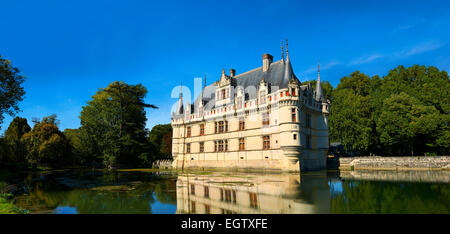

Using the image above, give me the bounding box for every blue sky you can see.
[1,0,449,133]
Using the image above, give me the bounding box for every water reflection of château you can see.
[176,171,331,214]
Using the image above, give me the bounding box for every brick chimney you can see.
[230,69,236,77]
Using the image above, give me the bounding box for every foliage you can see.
[148,124,173,160]
[3,116,30,164]
[63,128,98,165]
[0,181,28,214]
[21,115,70,167]
[0,55,26,130]
[329,71,378,154]
[79,81,157,168]
[329,65,449,156]
[377,92,445,155]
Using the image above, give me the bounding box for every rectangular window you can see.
[204,186,209,198]
[262,112,270,126]
[191,201,196,213]
[200,124,205,135]
[293,134,297,140]
[199,142,204,153]
[263,136,270,150]
[291,88,296,96]
[218,140,224,152]
[225,121,228,132]
[221,89,226,100]
[214,141,217,152]
[218,121,224,133]
[239,118,245,131]
[220,188,224,201]
[225,189,232,203]
[214,122,217,133]
[190,184,195,195]
[224,140,228,152]
[233,190,237,204]
[291,108,297,122]
[239,138,245,151]
[205,205,210,214]
[249,192,258,209]
[260,90,266,104]
[187,126,191,137]
[186,143,191,153]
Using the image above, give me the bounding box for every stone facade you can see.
[171,46,330,172]
[339,156,450,171]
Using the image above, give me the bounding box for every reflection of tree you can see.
[153,179,177,205]
[15,171,178,214]
[331,181,450,214]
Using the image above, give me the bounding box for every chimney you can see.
[262,53,273,72]
[230,69,236,77]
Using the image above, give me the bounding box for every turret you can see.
[314,60,325,102]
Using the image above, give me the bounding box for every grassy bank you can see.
[0,170,28,214]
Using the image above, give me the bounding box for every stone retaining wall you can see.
[339,156,450,171]
[339,170,450,183]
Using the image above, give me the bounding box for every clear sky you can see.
[1,0,449,133]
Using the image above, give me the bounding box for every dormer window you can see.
[221,89,226,100]
[260,90,266,104]
[237,98,243,109]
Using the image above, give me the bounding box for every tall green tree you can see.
[21,115,70,167]
[329,71,378,154]
[377,92,444,156]
[64,128,97,166]
[79,81,157,168]
[0,55,26,130]
[148,124,172,160]
[3,116,30,164]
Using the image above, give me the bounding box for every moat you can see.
[10,169,450,214]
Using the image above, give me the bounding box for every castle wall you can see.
[171,85,329,172]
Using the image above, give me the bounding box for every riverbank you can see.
[339,156,450,171]
[0,170,28,214]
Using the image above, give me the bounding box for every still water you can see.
[12,169,450,214]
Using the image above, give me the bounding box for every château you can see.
[171,42,330,171]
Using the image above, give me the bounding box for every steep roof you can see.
[192,60,299,112]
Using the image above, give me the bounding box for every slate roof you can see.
[193,59,300,111]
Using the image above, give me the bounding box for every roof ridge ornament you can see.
[281,40,284,63]
[285,38,289,58]
[283,38,294,86]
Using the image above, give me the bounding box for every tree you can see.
[377,92,446,156]
[3,116,30,164]
[64,128,97,166]
[329,65,449,156]
[329,71,378,154]
[148,124,173,160]
[21,115,69,167]
[376,65,449,155]
[0,55,26,130]
[79,81,157,168]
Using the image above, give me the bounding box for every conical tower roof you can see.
[314,61,325,102]
[176,88,184,115]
